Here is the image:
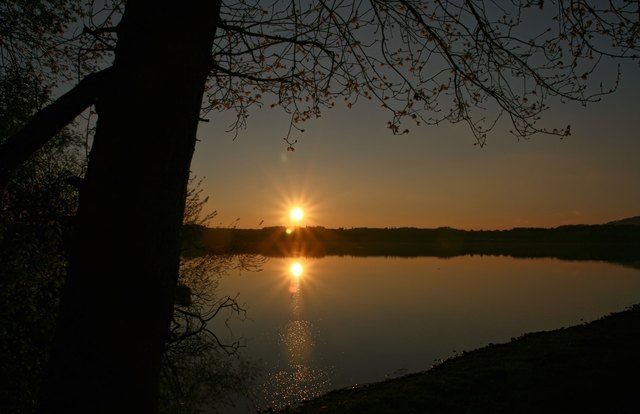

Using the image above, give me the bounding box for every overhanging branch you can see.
[0,67,114,193]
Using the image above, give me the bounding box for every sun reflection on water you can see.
[290,261,303,278]
[282,320,314,365]
[258,259,331,411]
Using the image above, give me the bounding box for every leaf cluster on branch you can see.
[206,0,639,146]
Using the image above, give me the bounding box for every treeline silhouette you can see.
[182,224,640,263]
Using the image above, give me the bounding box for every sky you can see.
[191,62,640,230]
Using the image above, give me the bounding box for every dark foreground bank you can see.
[281,305,640,414]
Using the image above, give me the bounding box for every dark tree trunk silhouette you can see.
[37,1,221,412]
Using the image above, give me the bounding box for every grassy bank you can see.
[282,305,640,413]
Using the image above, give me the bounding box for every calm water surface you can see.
[211,255,640,412]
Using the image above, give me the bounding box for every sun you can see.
[289,207,304,223]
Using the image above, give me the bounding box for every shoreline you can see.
[281,304,640,413]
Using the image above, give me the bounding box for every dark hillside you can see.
[606,216,640,226]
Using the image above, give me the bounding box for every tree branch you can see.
[0,67,114,193]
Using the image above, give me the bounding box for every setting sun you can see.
[290,207,304,223]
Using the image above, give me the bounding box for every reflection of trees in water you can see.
[159,254,265,414]
[160,179,265,413]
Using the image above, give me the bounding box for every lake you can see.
[209,255,640,412]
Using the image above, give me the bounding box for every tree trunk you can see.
[37,1,221,412]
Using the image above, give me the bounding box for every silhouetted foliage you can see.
[1,1,638,412]
[0,27,85,411]
[206,0,640,146]
[3,0,640,180]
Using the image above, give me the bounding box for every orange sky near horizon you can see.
[191,63,640,231]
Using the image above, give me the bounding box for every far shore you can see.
[183,224,640,263]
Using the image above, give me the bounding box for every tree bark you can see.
[37,1,221,412]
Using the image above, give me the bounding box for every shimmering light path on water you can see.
[212,256,640,411]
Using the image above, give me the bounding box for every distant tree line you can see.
[185,224,640,263]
